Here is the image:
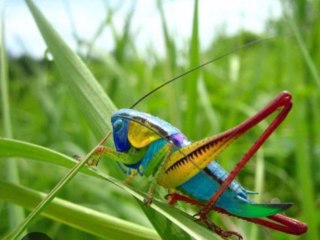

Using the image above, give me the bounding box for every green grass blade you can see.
[0,4,12,138]
[284,5,320,88]
[25,0,122,178]
[3,1,316,239]
[23,1,195,239]
[0,138,91,175]
[2,0,117,237]
[0,5,25,230]
[248,150,265,240]
[157,0,177,69]
[280,1,319,239]
[292,100,319,240]
[184,0,200,137]
[138,202,192,240]
[3,137,107,239]
[12,1,225,239]
[25,0,116,139]
[23,1,205,239]
[113,4,135,63]
[0,181,160,240]
[157,0,181,125]
[0,138,219,240]
[85,6,114,60]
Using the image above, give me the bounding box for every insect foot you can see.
[73,154,82,161]
[73,154,98,168]
[87,145,105,166]
[143,197,153,205]
[165,193,178,205]
[195,213,243,240]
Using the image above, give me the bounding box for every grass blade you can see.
[0,138,219,240]
[23,0,189,238]
[0,181,160,240]
[3,132,112,240]
[24,0,183,238]
[26,0,116,139]
[0,4,25,230]
[184,0,200,137]
[157,0,181,124]
[292,100,319,240]
[2,0,118,237]
[283,3,320,88]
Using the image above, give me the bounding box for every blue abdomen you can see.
[178,161,257,217]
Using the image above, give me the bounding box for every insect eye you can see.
[113,119,123,132]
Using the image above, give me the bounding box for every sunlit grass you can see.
[0,1,26,234]
[1,0,319,239]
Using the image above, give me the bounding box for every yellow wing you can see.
[128,120,161,148]
[157,131,241,188]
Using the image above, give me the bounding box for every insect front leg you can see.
[123,170,138,184]
[87,145,135,167]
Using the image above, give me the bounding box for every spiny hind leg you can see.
[165,192,203,206]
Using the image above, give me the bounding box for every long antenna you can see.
[129,35,278,109]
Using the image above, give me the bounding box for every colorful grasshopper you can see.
[92,91,307,239]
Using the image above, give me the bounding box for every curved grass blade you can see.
[280,2,319,240]
[19,0,221,239]
[22,1,201,239]
[2,133,114,240]
[0,138,218,240]
[0,181,160,240]
[3,0,116,237]
[184,0,200,137]
[0,137,92,175]
[23,0,192,239]
[26,0,116,139]
[282,3,320,88]
[0,5,25,230]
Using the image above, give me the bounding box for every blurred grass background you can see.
[1,0,319,239]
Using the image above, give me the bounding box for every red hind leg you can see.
[199,92,292,216]
[165,193,243,239]
[166,93,307,237]
[165,192,203,206]
[200,217,243,240]
[166,193,307,236]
